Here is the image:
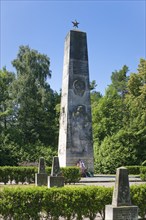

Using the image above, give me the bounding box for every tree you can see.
[0,67,15,133]
[94,129,140,174]
[110,65,129,97]
[11,45,59,147]
[93,60,146,173]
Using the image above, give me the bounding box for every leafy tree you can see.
[92,87,124,144]
[93,60,146,173]
[11,45,59,147]
[94,129,140,174]
[110,65,129,97]
[0,68,15,130]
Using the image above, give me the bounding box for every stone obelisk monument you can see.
[58,27,94,172]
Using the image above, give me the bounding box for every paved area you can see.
[77,175,145,187]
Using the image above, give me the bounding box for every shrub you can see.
[0,166,81,184]
[131,184,146,218]
[126,166,142,175]
[0,185,146,219]
[0,186,112,219]
[0,166,37,184]
[61,167,81,184]
[140,166,146,181]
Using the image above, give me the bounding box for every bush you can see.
[126,166,142,175]
[0,186,112,220]
[140,167,146,181]
[0,166,37,184]
[0,185,146,219]
[61,167,81,184]
[0,166,81,184]
[131,184,146,218]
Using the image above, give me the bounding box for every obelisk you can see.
[58,29,94,172]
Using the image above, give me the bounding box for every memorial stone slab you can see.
[105,167,138,220]
[35,157,48,186]
[51,156,61,176]
[58,29,94,172]
[48,156,64,188]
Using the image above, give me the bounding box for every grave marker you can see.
[48,156,64,188]
[105,167,138,220]
[35,157,48,186]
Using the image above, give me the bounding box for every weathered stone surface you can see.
[48,156,64,188]
[35,157,48,186]
[38,157,46,174]
[51,156,61,176]
[58,30,94,172]
[105,167,138,220]
[112,167,131,206]
[35,173,48,186]
[48,176,64,188]
[105,205,138,220]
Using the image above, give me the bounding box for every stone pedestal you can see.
[58,30,94,172]
[105,205,138,220]
[105,167,138,220]
[35,157,48,186]
[48,176,64,188]
[35,173,48,186]
[48,156,64,188]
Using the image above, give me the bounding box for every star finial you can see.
[72,20,79,28]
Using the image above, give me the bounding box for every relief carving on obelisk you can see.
[70,105,92,153]
[73,79,86,96]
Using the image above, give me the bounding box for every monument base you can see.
[35,173,48,186]
[105,205,138,220]
[48,176,64,188]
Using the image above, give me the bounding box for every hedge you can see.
[131,184,146,219]
[61,167,81,184]
[0,166,81,185]
[140,166,146,181]
[126,166,143,175]
[0,185,146,219]
[0,186,112,220]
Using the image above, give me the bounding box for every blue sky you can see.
[1,0,146,95]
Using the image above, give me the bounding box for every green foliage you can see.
[0,166,37,184]
[18,144,57,166]
[140,167,146,181]
[61,167,81,184]
[0,186,113,219]
[126,166,142,175]
[0,185,146,219]
[94,130,139,174]
[0,46,61,166]
[0,67,16,142]
[93,59,146,173]
[0,143,19,166]
[131,184,146,218]
[0,166,81,185]
[110,65,129,96]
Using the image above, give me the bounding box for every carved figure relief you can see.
[73,79,85,96]
[71,105,91,153]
